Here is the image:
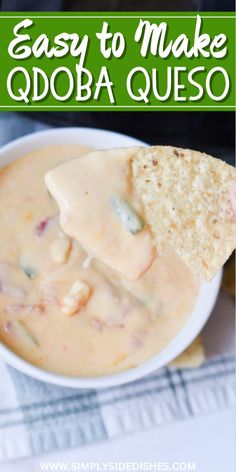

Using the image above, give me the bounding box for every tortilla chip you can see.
[132,146,236,280]
[170,336,205,368]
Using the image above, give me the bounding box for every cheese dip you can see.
[45,148,156,280]
[0,144,199,376]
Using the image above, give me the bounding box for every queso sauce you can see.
[0,144,199,376]
[45,148,156,280]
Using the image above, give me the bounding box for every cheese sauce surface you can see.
[45,148,155,280]
[0,144,199,376]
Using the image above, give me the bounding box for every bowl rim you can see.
[0,126,222,388]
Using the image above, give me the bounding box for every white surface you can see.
[1,409,235,472]
[0,127,222,389]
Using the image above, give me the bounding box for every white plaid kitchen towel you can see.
[0,114,235,461]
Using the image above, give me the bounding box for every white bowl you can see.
[0,127,222,388]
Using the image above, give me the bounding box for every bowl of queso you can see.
[0,128,221,388]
